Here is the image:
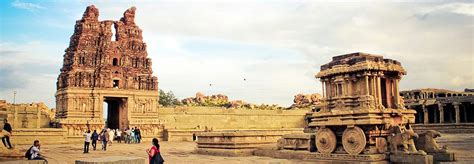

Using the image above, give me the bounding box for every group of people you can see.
[82,127,163,163]
[82,127,143,153]
[1,120,164,164]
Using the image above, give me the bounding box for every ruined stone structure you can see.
[55,5,160,137]
[309,52,416,156]
[1,101,55,129]
[400,88,474,124]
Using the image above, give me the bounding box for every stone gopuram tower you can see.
[55,5,160,137]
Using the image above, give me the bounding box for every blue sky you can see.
[0,0,473,108]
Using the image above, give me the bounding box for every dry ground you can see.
[1,133,473,164]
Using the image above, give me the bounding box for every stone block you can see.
[195,148,254,157]
[390,154,433,164]
[429,152,456,162]
[74,156,145,164]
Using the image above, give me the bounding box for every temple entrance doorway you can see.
[103,97,128,130]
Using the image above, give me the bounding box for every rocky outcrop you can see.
[181,92,285,110]
[290,93,322,109]
[181,92,229,106]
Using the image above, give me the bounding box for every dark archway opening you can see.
[103,97,128,130]
[414,106,424,124]
[113,58,118,66]
[428,105,439,123]
[380,78,388,108]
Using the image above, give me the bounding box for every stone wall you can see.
[157,107,309,141]
[2,101,55,129]
[157,107,308,130]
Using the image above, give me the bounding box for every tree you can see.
[159,89,181,107]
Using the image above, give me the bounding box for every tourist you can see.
[83,130,91,153]
[91,130,99,150]
[2,119,13,149]
[125,128,131,144]
[136,127,141,143]
[100,129,109,151]
[146,138,164,164]
[108,128,114,145]
[131,128,136,143]
[121,129,127,144]
[28,140,47,162]
[116,129,122,143]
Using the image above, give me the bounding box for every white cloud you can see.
[2,1,473,107]
[419,2,474,17]
[11,0,45,11]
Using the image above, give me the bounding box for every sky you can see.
[0,0,473,108]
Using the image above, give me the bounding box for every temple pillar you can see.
[321,81,325,98]
[394,79,400,107]
[347,79,353,96]
[376,76,382,106]
[438,103,444,123]
[37,108,41,128]
[365,75,370,96]
[423,105,429,124]
[454,102,460,124]
[14,106,18,128]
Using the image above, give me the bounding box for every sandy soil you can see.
[1,133,473,164]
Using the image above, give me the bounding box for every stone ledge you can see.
[195,148,255,157]
[74,156,145,164]
[390,154,433,164]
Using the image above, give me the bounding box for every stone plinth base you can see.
[277,133,315,151]
[430,152,456,162]
[74,156,145,164]
[12,128,67,145]
[195,148,255,157]
[253,148,389,164]
[196,131,285,149]
[0,147,23,160]
[0,160,45,164]
[390,154,433,164]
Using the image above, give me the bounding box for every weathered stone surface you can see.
[390,154,433,164]
[74,156,145,164]
[276,133,315,151]
[429,152,456,162]
[290,93,322,109]
[400,88,474,125]
[195,130,300,156]
[54,5,161,138]
[181,92,229,106]
[1,101,55,129]
[308,52,416,157]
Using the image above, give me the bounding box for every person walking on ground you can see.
[91,130,99,150]
[125,128,131,144]
[83,130,91,153]
[116,129,122,143]
[146,138,164,164]
[2,119,13,149]
[136,127,141,143]
[131,128,136,143]
[27,140,47,162]
[100,129,109,151]
[108,128,114,146]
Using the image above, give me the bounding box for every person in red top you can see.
[146,138,164,164]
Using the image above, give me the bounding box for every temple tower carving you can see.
[55,5,160,137]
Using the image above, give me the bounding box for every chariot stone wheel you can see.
[315,128,337,154]
[342,126,367,155]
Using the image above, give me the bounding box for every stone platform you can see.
[195,130,294,156]
[12,128,67,145]
[74,156,145,164]
[413,123,474,133]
